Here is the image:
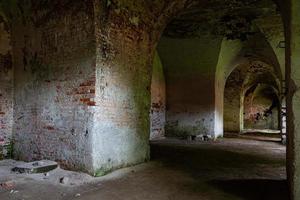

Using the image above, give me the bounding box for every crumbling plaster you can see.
[0,16,13,158]
[150,51,166,140]
[89,0,190,175]
[11,1,96,172]
[1,0,191,175]
[243,84,280,130]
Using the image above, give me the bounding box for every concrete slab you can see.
[12,160,58,174]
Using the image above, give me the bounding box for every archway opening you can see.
[223,57,283,134]
[148,1,287,199]
[243,83,281,133]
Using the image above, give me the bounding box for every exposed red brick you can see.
[89,89,95,94]
[87,101,96,106]
[80,98,90,103]
[44,126,55,130]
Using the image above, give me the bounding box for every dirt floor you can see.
[0,137,287,200]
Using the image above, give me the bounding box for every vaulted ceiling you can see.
[164,0,282,40]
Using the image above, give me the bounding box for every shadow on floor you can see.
[150,140,288,200]
[150,142,285,172]
[209,179,289,200]
[224,132,283,143]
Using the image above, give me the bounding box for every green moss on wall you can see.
[94,167,112,177]
[152,51,165,81]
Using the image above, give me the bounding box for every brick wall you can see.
[0,18,13,159]
[157,36,222,138]
[8,0,187,174]
[244,84,280,130]
[12,1,96,171]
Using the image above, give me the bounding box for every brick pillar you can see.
[287,0,300,199]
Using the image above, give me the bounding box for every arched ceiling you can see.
[164,0,282,40]
[244,72,279,91]
[245,83,280,115]
[225,59,281,97]
[252,84,279,100]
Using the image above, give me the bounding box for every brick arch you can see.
[224,58,281,133]
[243,83,281,131]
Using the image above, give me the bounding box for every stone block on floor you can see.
[12,160,58,174]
